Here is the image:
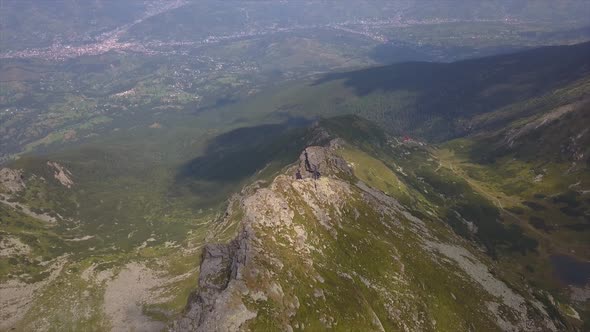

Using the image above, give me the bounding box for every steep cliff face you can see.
[175,140,562,331]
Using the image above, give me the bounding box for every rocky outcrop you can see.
[295,139,352,179]
[174,228,254,332]
[47,161,74,188]
[0,168,26,193]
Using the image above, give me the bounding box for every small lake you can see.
[551,254,590,286]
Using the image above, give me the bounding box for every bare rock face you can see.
[46,162,74,188]
[174,229,254,332]
[0,168,26,193]
[174,242,237,331]
[295,140,352,180]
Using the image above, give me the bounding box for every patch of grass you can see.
[337,145,408,200]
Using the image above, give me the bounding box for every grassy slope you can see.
[243,177,503,331]
[432,87,590,326]
[332,116,588,328]
[0,148,213,329]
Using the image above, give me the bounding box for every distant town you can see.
[0,0,517,62]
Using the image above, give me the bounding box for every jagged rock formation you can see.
[46,162,74,188]
[174,240,252,331]
[174,140,562,331]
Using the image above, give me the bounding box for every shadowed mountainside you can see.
[312,41,590,141]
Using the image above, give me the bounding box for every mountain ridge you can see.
[173,134,563,331]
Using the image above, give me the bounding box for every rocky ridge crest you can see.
[174,140,561,331]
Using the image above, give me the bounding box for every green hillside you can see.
[1,42,589,330]
[219,41,590,142]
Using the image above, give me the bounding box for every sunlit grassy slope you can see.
[324,115,589,329]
